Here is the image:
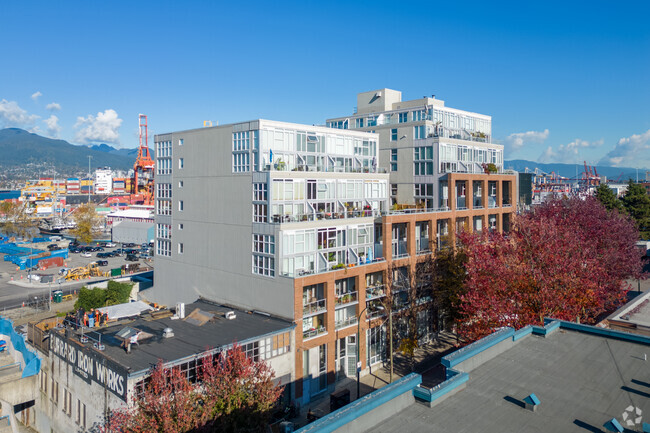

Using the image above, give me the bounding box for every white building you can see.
[94,168,113,195]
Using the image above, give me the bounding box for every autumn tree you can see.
[458,196,643,341]
[70,203,101,244]
[621,180,650,239]
[103,344,283,433]
[595,183,624,213]
[0,200,37,238]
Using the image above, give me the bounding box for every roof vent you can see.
[225,311,236,320]
[523,393,540,412]
[603,417,624,432]
[162,327,174,338]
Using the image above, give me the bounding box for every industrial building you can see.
[153,109,516,405]
[29,300,294,433]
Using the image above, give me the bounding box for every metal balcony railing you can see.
[366,285,386,300]
[335,316,358,330]
[335,291,358,306]
[303,326,327,340]
[302,299,326,317]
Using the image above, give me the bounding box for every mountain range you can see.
[504,160,647,182]
[0,128,646,182]
[0,128,138,176]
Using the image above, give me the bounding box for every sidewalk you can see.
[291,331,458,428]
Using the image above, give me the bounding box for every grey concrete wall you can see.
[154,125,295,319]
[454,337,516,373]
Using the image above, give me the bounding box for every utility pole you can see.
[87,155,92,204]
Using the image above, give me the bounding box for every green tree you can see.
[621,180,650,239]
[431,246,467,339]
[0,201,37,238]
[74,281,133,310]
[70,203,101,244]
[595,183,624,213]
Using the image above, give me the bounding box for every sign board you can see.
[50,332,129,401]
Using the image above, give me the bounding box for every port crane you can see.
[130,114,155,205]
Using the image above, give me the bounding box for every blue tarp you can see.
[0,317,40,378]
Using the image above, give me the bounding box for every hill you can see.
[505,159,645,182]
[0,128,136,176]
[88,143,142,158]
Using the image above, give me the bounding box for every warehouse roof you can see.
[56,299,294,374]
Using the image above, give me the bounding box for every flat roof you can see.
[365,329,650,433]
[59,300,293,375]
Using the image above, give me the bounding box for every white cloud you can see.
[504,129,549,154]
[31,91,42,101]
[0,99,40,128]
[599,129,650,168]
[537,138,603,163]
[44,115,61,138]
[46,102,61,111]
[74,109,122,144]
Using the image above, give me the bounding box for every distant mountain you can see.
[0,128,135,175]
[88,143,148,158]
[505,159,646,182]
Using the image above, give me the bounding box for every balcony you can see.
[271,208,380,224]
[366,285,386,300]
[335,316,358,330]
[303,299,326,317]
[392,241,408,259]
[416,238,430,255]
[335,291,358,307]
[303,326,327,340]
[367,307,386,320]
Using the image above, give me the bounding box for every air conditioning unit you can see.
[225,311,236,320]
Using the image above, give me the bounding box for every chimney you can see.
[162,327,174,338]
[523,393,540,412]
[176,303,185,319]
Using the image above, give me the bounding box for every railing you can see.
[335,316,358,330]
[335,291,358,306]
[392,241,408,259]
[303,326,327,340]
[262,165,388,174]
[367,309,386,320]
[366,285,386,300]
[303,299,326,316]
[271,209,381,224]
[383,207,450,216]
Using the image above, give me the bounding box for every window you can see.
[355,118,364,128]
[414,146,434,175]
[253,234,275,254]
[232,131,251,172]
[51,378,59,403]
[178,138,184,146]
[156,223,171,239]
[39,371,47,394]
[179,180,183,188]
[390,149,398,172]
[76,399,86,428]
[398,112,408,123]
[156,183,172,198]
[253,183,268,202]
[178,158,184,169]
[178,200,184,211]
[157,239,171,257]
[414,125,426,139]
[253,255,275,277]
[63,388,72,416]
[178,243,184,254]
[391,184,398,197]
[253,204,268,223]
[178,223,184,230]
[391,128,397,141]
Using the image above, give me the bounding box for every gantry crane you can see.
[130,114,155,205]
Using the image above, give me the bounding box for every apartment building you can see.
[326,89,516,231]
[153,114,516,405]
[94,168,113,194]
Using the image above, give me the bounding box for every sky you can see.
[0,0,649,168]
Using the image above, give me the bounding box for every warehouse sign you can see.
[50,332,128,401]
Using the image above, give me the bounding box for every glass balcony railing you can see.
[303,326,327,340]
[335,316,358,330]
[335,291,358,307]
[416,238,430,255]
[303,299,326,317]
[392,241,408,259]
[271,208,381,224]
[366,285,386,300]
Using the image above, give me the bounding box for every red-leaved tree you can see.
[457,196,644,341]
[103,343,284,433]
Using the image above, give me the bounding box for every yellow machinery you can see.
[65,262,109,281]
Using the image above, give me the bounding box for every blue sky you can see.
[1,0,648,168]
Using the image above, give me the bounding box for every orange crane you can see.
[130,114,155,205]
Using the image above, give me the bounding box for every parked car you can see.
[125,254,139,261]
[96,252,108,258]
[105,242,116,248]
[47,243,59,251]
[96,260,108,266]
[58,267,70,276]
[81,252,92,258]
